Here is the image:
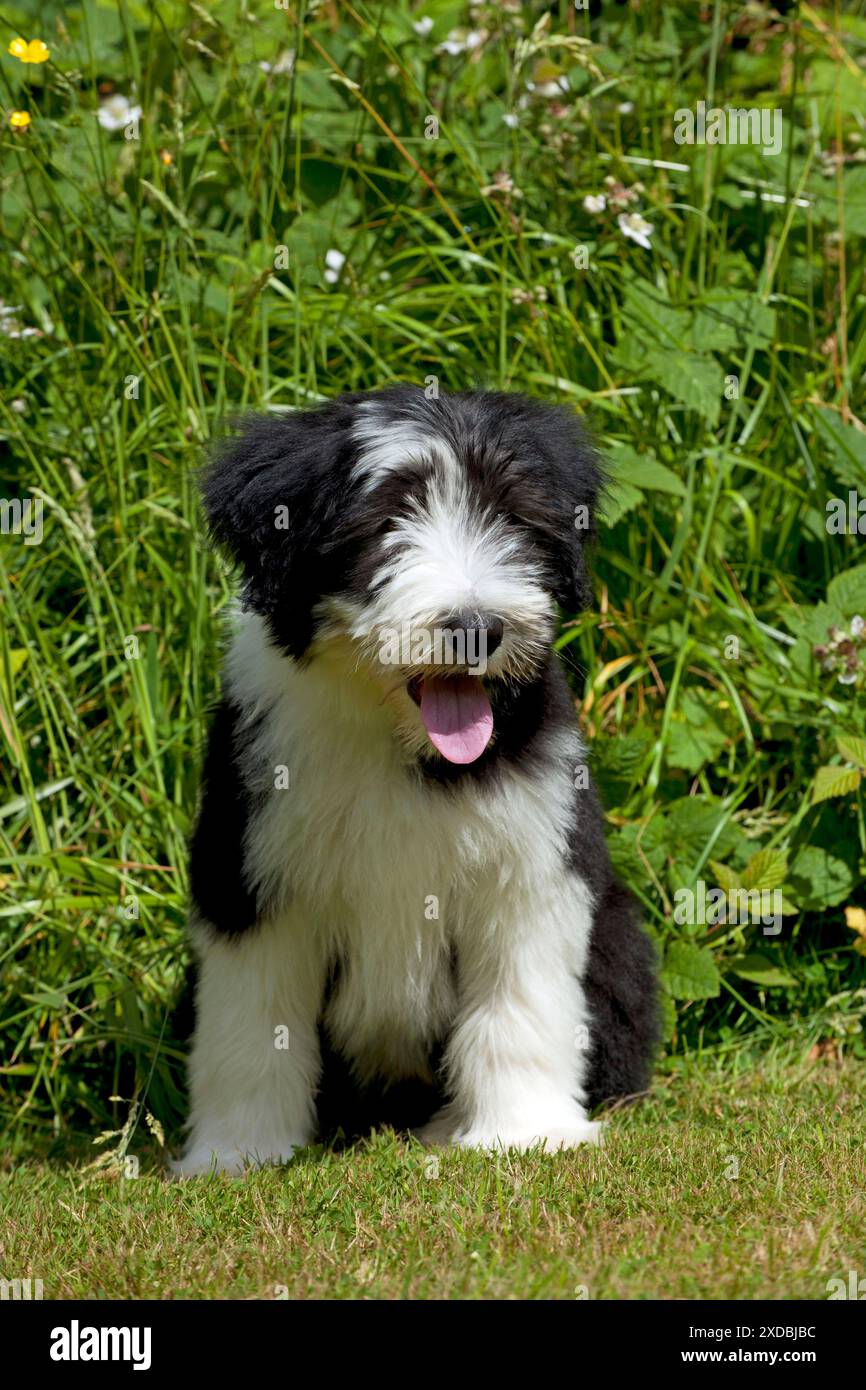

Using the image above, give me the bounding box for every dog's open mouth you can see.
[407,674,494,765]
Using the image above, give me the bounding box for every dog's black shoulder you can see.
[189,697,259,937]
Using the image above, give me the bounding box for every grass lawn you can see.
[2,2,865,1132]
[2,1053,863,1301]
[2,1,865,1304]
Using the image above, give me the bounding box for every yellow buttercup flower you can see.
[845,905,866,956]
[9,110,31,129]
[8,37,50,64]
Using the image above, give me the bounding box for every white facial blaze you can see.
[351,405,459,491]
[346,411,554,679]
[374,472,544,622]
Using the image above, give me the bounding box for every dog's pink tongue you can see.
[419,676,493,764]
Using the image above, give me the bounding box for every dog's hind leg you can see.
[582,880,660,1113]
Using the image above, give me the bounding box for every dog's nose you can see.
[449,610,504,660]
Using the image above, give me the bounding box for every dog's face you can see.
[205,388,602,766]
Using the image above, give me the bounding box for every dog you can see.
[174,386,659,1175]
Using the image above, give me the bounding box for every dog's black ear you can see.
[541,409,604,615]
[553,485,600,614]
[491,396,604,614]
[202,404,355,657]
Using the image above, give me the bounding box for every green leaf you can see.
[22,989,69,1009]
[0,647,29,705]
[812,765,862,804]
[593,728,654,806]
[727,953,798,988]
[600,444,687,526]
[837,735,866,771]
[599,478,643,527]
[808,163,866,238]
[659,990,678,1041]
[661,941,721,1000]
[811,410,866,491]
[620,275,689,346]
[789,846,855,910]
[652,351,724,427]
[827,565,866,618]
[665,690,729,774]
[614,277,724,423]
[664,797,748,866]
[608,816,667,885]
[689,290,775,353]
[606,445,686,497]
[741,848,789,891]
[708,860,743,895]
[781,599,848,646]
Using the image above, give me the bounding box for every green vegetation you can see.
[0,0,864,1167]
[3,1055,864,1299]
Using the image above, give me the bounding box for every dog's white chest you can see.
[311,763,464,1075]
[227,617,583,1078]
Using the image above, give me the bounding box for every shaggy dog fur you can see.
[174,387,659,1174]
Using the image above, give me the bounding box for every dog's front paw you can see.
[419,1112,603,1153]
[530,1121,604,1152]
[458,1121,602,1153]
[169,1141,301,1177]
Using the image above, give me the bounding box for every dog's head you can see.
[204,387,602,766]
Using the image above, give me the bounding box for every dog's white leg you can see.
[172,914,324,1176]
[423,876,601,1152]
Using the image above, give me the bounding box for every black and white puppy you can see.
[174,387,658,1175]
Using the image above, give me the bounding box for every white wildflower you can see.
[618,211,654,250]
[437,30,484,56]
[526,75,570,98]
[324,249,346,284]
[259,50,295,76]
[0,302,41,339]
[97,94,142,132]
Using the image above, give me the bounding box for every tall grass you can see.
[1,0,864,1145]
